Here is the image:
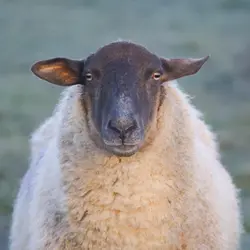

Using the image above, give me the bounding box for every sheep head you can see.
[31,41,209,157]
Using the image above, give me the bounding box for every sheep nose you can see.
[107,117,137,140]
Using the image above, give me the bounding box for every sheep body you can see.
[9,81,242,250]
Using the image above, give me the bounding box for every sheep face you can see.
[82,43,165,156]
[31,41,209,157]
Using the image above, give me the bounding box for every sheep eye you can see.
[152,72,162,81]
[85,72,93,81]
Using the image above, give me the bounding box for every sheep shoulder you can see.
[9,101,64,250]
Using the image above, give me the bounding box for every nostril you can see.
[125,122,137,134]
[108,120,121,134]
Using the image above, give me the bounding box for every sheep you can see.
[9,40,242,250]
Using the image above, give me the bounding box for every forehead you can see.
[85,42,161,70]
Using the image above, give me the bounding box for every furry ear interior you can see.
[161,56,209,81]
[31,58,83,86]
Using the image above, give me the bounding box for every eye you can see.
[85,72,93,81]
[152,72,162,81]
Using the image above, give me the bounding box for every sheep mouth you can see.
[104,144,140,157]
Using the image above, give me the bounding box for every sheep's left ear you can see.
[160,56,209,81]
[31,58,84,86]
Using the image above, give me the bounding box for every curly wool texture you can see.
[9,81,242,250]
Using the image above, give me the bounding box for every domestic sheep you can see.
[9,41,242,250]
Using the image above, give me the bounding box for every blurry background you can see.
[0,0,250,248]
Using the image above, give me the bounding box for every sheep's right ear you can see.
[31,58,84,86]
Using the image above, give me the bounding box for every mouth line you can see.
[103,143,140,157]
[103,140,139,147]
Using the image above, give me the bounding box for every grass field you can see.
[0,0,250,248]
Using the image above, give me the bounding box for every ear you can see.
[160,56,209,81]
[31,57,84,86]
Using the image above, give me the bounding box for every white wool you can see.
[9,80,242,250]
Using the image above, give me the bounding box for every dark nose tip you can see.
[108,117,137,139]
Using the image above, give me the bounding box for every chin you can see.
[105,144,140,157]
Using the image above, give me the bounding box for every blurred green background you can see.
[0,0,250,249]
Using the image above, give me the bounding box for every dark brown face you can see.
[82,43,165,156]
[31,41,209,157]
